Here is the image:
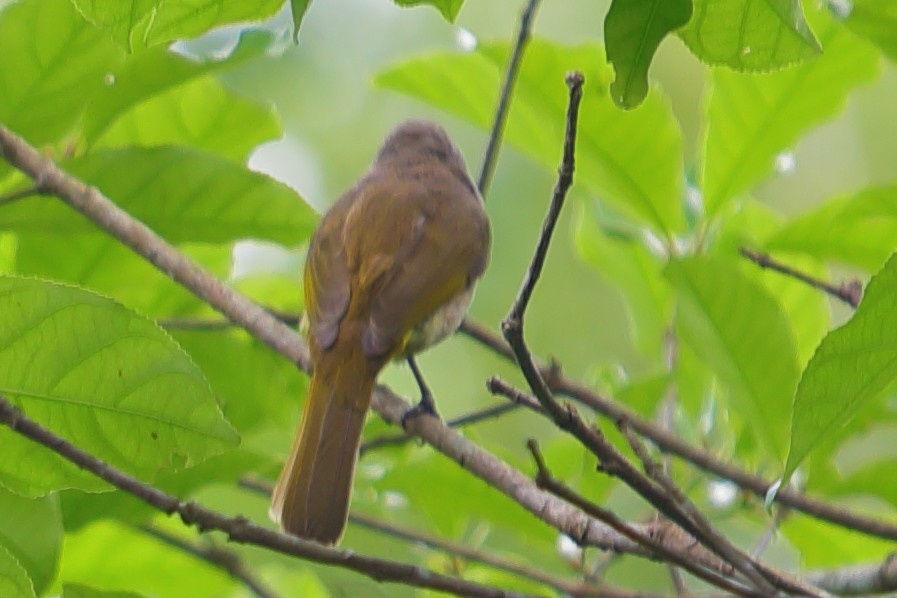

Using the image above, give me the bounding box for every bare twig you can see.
[158,308,301,331]
[0,395,535,598]
[808,553,897,596]
[472,313,897,543]
[0,184,40,207]
[477,0,542,196]
[739,247,862,308]
[525,440,758,598]
[359,399,535,456]
[140,524,280,598]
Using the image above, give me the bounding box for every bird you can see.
[270,120,491,544]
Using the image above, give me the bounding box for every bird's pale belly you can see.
[401,285,474,356]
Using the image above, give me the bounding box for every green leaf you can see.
[785,252,897,479]
[841,0,897,62]
[0,0,124,145]
[291,0,313,42]
[392,0,464,21]
[665,256,800,460]
[377,39,685,234]
[781,516,894,567]
[0,276,238,496]
[605,0,692,109]
[0,488,61,596]
[84,31,274,146]
[71,0,284,51]
[0,147,316,246]
[59,522,236,597]
[679,0,820,70]
[0,545,35,598]
[13,237,233,318]
[767,184,897,271]
[93,76,280,161]
[574,203,672,353]
[64,583,146,598]
[699,8,880,215]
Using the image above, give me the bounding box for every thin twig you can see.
[739,247,862,308]
[477,0,541,196]
[525,440,759,598]
[158,308,301,331]
[359,400,534,456]
[0,395,535,598]
[808,553,897,596]
[140,524,280,598]
[0,185,40,207]
[471,313,897,544]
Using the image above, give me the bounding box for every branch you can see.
[808,554,897,596]
[477,0,541,196]
[140,524,280,598]
[0,395,537,598]
[525,440,759,598]
[739,247,862,308]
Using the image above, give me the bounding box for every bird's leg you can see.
[402,355,440,427]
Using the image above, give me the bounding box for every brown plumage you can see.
[270,120,490,544]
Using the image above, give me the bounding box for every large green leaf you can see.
[575,204,672,353]
[94,76,280,161]
[377,39,685,235]
[0,277,238,496]
[70,0,283,51]
[83,31,274,146]
[605,0,692,109]
[841,0,897,62]
[0,546,35,598]
[64,584,146,598]
[679,0,820,70]
[665,256,800,460]
[0,0,124,145]
[392,0,464,21]
[0,488,61,596]
[785,253,897,479]
[699,9,880,215]
[0,147,316,246]
[767,184,897,271]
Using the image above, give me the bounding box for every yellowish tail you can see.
[270,356,376,544]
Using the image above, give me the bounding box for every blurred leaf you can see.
[665,256,800,460]
[0,545,35,598]
[679,0,820,70]
[605,0,692,109]
[0,147,316,246]
[392,0,464,21]
[378,39,685,234]
[60,522,235,597]
[785,252,897,479]
[699,9,880,215]
[64,583,146,598]
[767,184,897,271]
[0,0,124,145]
[84,31,273,145]
[575,204,672,354]
[94,76,280,161]
[0,489,61,596]
[0,277,238,496]
[60,449,273,531]
[715,200,830,364]
[291,0,313,42]
[781,516,893,567]
[14,237,232,318]
[842,0,897,62]
[71,0,283,51]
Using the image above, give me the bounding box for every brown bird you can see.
[270,120,491,544]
